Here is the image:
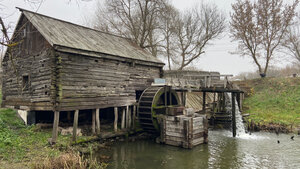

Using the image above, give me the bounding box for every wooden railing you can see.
[163,70,233,89]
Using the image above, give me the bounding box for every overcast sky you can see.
[1,0,293,75]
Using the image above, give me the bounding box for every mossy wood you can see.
[137,86,180,132]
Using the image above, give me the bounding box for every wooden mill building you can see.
[1,8,164,143]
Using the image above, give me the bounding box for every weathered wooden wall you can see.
[1,16,54,111]
[55,51,162,111]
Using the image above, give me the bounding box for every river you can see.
[96,130,300,169]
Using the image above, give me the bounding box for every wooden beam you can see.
[96,108,100,134]
[169,86,172,105]
[202,92,206,113]
[121,107,125,129]
[222,93,226,112]
[128,106,132,129]
[126,106,129,129]
[232,93,236,137]
[132,105,136,129]
[114,107,118,132]
[51,111,60,144]
[73,110,79,142]
[92,110,96,135]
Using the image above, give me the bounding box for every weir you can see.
[225,92,246,136]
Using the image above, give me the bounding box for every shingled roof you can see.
[18,8,164,65]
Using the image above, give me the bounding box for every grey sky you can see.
[1,0,292,75]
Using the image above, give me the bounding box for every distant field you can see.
[242,77,300,131]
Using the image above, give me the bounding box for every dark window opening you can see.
[22,75,29,91]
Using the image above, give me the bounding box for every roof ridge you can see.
[16,7,132,41]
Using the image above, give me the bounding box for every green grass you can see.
[0,108,64,162]
[243,77,300,129]
[0,90,107,168]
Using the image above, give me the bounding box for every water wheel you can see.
[137,86,180,133]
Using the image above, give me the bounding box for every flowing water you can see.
[95,94,300,169]
[96,131,300,169]
[225,92,247,138]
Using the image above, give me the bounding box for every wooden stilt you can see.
[96,108,100,134]
[114,107,118,132]
[202,92,206,113]
[121,108,125,129]
[92,110,96,135]
[73,110,79,142]
[128,106,132,129]
[232,93,236,137]
[217,93,221,112]
[132,105,136,129]
[236,93,241,112]
[169,86,172,105]
[213,93,216,112]
[126,106,129,129]
[183,92,186,107]
[51,111,60,144]
[222,93,226,112]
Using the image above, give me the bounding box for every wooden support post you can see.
[51,111,60,144]
[126,106,129,129]
[232,93,236,137]
[96,108,100,134]
[73,110,79,142]
[222,93,226,112]
[92,110,96,135]
[217,93,221,112]
[212,92,216,112]
[183,92,186,107]
[202,92,206,113]
[181,92,184,106]
[237,93,241,112]
[133,105,136,129]
[169,86,172,105]
[114,107,118,132]
[121,108,125,129]
[128,106,132,129]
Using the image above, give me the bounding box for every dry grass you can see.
[32,152,107,169]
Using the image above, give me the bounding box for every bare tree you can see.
[172,4,226,70]
[158,4,179,70]
[284,16,300,63]
[93,0,168,57]
[230,0,299,78]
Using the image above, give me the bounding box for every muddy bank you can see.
[246,120,300,134]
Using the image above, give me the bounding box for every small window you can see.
[22,75,29,91]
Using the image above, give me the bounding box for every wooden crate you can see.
[159,114,208,149]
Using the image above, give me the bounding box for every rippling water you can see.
[96,130,300,169]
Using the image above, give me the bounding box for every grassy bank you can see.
[0,106,106,168]
[241,77,300,132]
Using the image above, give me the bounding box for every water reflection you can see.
[96,130,300,169]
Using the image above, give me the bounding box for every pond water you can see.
[97,130,300,169]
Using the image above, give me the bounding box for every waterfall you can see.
[225,93,246,136]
